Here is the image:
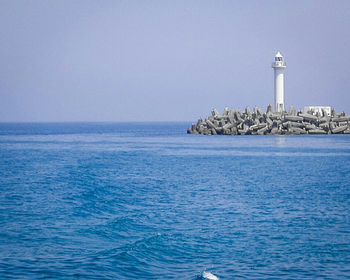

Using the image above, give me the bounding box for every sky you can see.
[0,0,350,122]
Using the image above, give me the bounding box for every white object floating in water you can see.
[202,271,219,280]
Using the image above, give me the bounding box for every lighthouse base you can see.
[276,103,284,113]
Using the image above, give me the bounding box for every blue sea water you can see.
[0,122,349,279]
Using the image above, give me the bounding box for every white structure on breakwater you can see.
[272,51,286,113]
[304,106,331,116]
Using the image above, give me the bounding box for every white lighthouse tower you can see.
[272,51,286,112]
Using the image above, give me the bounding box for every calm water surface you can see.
[0,123,349,279]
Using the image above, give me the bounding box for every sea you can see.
[0,122,349,279]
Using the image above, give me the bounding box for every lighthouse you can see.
[272,51,286,112]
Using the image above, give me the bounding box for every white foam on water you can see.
[202,271,219,280]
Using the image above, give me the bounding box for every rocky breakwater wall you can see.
[187,105,350,135]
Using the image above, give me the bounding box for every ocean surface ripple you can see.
[0,122,349,279]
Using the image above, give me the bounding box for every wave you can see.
[201,271,220,280]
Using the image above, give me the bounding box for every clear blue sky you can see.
[1,0,349,122]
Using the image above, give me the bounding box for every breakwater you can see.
[187,105,350,135]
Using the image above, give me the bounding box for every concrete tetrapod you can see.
[187,105,350,135]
